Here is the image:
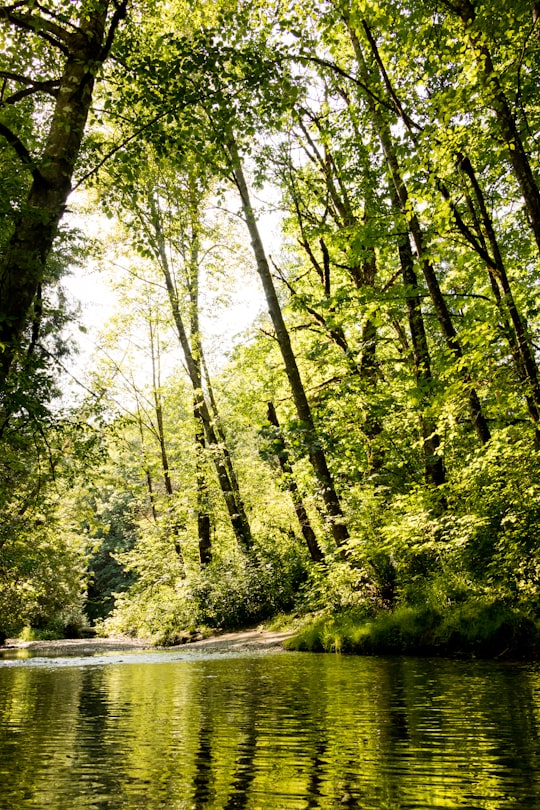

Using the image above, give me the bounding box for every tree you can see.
[442,0,540,256]
[97,146,255,553]
[0,0,129,386]
[3,0,540,637]
[264,400,323,562]
[227,138,350,549]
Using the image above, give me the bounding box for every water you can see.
[0,646,539,809]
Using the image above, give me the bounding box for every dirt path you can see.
[4,628,295,658]
[170,628,295,653]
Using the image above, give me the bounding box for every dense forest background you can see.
[1,0,540,651]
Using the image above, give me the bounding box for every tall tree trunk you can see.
[0,1,128,385]
[186,198,212,564]
[266,401,324,562]
[348,23,491,445]
[398,234,446,487]
[200,348,244,516]
[227,137,349,548]
[446,0,540,256]
[148,318,184,561]
[148,197,253,552]
[194,417,212,565]
[135,402,158,525]
[149,325,173,498]
[454,154,540,436]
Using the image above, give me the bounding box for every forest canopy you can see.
[1,0,540,654]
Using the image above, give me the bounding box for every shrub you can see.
[285,600,540,659]
[101,544,308,642]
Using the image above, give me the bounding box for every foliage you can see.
[102,545,308,643]
[0,405,104,639]
[0,498,89,639]
[2,0,540,655]
[85,489,139,623]
[285,601,540,659]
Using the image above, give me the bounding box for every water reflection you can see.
[0,653,539,808]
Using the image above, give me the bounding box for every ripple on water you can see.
[0,653,539,809]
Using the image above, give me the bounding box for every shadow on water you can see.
[0,649,539,808]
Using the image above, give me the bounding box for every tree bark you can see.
[194,417,212,565]
[135,401,158,525]
[398,234,446,487]
[186,199,212,564]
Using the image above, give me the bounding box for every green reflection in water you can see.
[0,654,539,809]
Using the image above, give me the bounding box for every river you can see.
[0,642,539,809]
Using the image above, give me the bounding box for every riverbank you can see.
[284,602,540,660]
[5,600,540,661]
[3,628,295,658]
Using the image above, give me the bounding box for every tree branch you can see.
[360,19,423,134]
[99,0,129,61]
[296,53,392,114]
[0,121,41,180]
[72,109,173,190]
[0,77,59,106]
[0,6,71,53]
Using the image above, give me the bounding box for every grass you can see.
[18,626,63,642]
[284,600,540,659]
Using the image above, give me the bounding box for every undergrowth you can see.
[284,600,540,659]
